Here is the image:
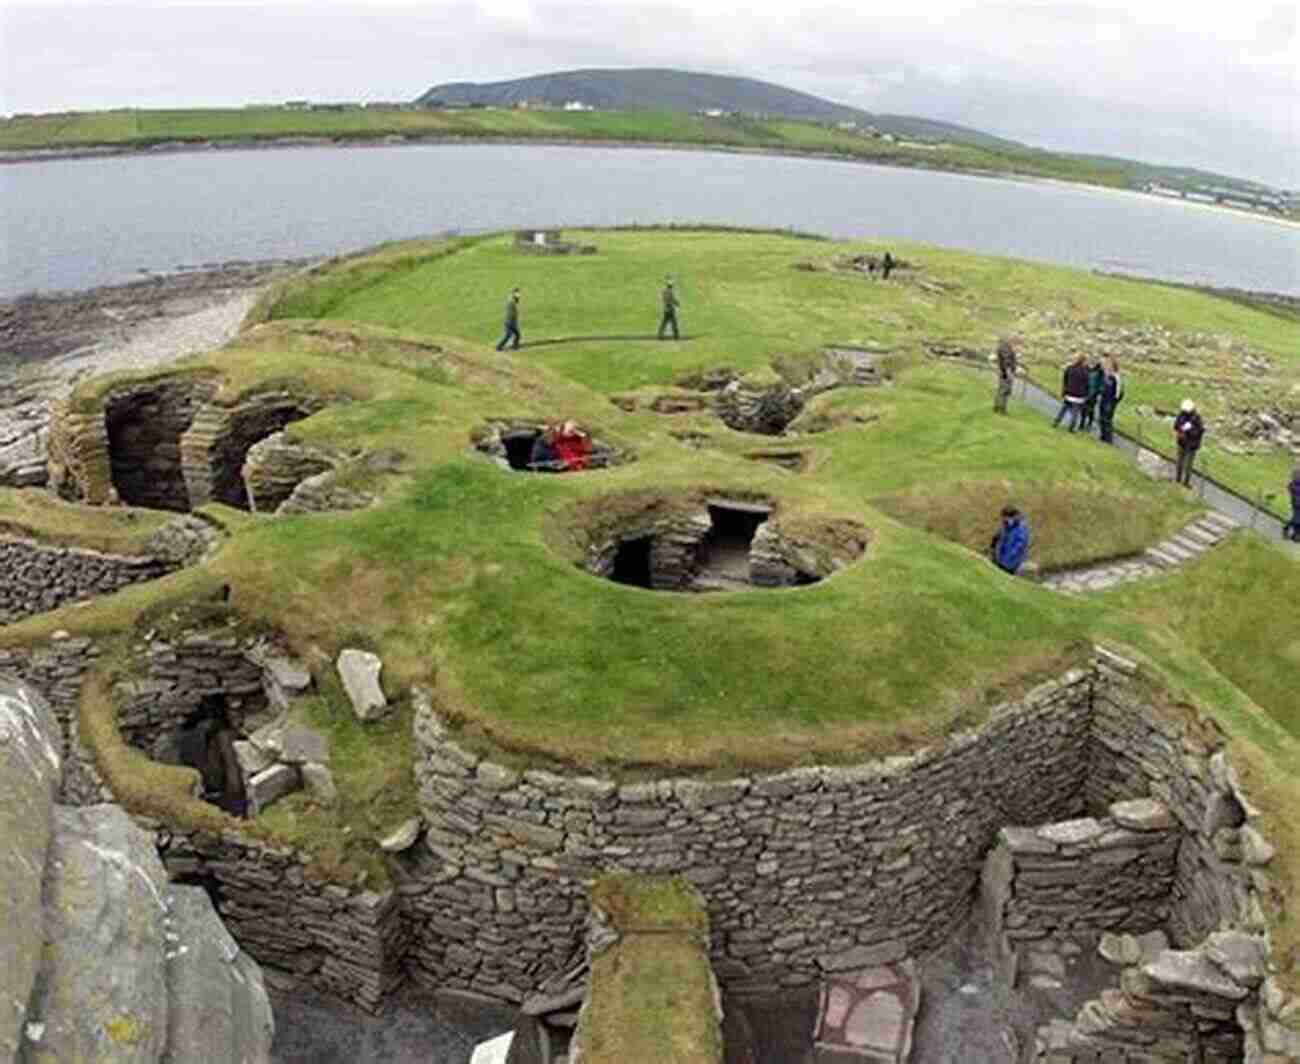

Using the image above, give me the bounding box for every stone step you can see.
[1154,540,1195,563]
[1168,534,1208,555]
[1199,511,1238,534]
[1144,546,1182,569]
[1180,523,1220,547]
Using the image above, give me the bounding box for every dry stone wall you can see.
[406,671,1097,1000]
[0,515,215,624]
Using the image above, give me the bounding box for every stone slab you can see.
[337,648,386,721]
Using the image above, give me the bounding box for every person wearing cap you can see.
[989,506,1030,575]
[993,336,1018,414]
[496,288,521,351]
[1285,466,1300,542]
[1173,399,1205,487]
[658,278,680,340]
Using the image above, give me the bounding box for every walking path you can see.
[1040,511,1238,594]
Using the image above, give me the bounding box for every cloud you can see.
[1,1,1296,184]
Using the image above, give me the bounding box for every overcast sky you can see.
[2,1,1297,187]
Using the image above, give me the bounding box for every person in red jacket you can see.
[552,421,590,471]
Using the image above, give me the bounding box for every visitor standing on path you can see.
[881,251,896,279]
[1098,357,1123,444]
[990,506,1030,575]
[993,337,1018,414]
[658,278,680,340]
[1052,354,1090,432]
[1285,466,1300,542]
[1173,399,1205,487]
[1080,357,1105,432]
[496,288,521,351]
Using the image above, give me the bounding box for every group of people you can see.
[496,278,683,350]
[528,420,591,472]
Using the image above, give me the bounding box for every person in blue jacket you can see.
[990,506,1030,574]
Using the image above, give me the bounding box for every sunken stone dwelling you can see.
[2,229,1298,1064]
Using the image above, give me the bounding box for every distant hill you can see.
[414,68,1023,150]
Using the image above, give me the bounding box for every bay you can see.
[1,143,1296,298]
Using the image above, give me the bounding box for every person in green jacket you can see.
[496,288,521,351]
[658,279,680,340]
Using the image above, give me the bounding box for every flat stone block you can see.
[250,763,300,814]
[1037,818,1104,845]
[337,648,386,721]
[1110,798,1174,831]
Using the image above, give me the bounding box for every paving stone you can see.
[1109,797,1174,831]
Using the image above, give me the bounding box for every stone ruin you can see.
[513,229,598,255]
[43,377,374,516]
[576,492,870,592]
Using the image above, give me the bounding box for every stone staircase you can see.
[1041,511,1238,594]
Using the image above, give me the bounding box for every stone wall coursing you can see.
[114,629,269,762]
[105,379,218,511]
[989,805,1180,949]
[241,431,337,513]
[46,398,114,504]
[180,392,325,510]
[1087,659,1264,947]
[406,671,1097,1000]
[0,533,171,622]
[158,828,406,1012]
[0,634,107,804]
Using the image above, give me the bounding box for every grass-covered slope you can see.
[1,230,1296,965]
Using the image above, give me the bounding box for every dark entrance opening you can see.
[611,536,653,589]
[695,502,770,588]
[213,404,313,510]
[502,430,542,470]
[176,694,248,818]
[105,383,208,511]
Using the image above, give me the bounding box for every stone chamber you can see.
[44,377,356,515]
[574,490,871,594]
[472,418,630,473]
[1,629,1295,1063]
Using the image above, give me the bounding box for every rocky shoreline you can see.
[1,260,310,488]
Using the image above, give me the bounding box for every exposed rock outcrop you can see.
[0,676,274,1063]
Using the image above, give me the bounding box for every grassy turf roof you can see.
[3,230,1298,986]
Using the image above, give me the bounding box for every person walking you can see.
[1080,357,1105,432]
[1284,466,1300,542]
[1097,357,1123,444]
[993,337,1018,414]
[658,278,680,340]
[1173,399,1205,487]
[881,251,896,279]
[496,288,521,351]
[1052,354,1090,432]
[990,506,1030,575]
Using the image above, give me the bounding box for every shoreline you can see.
[4,133,1295,231]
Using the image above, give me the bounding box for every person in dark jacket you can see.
[1097,357,1123,444]
[990,506,1030,575]
[1052,354,1090,432]
[1080,357,1105,432]
[1173,398,1205,487]
[881,251,896,279]
[1285,466,1300,542]
[496,288,521,351]
[658,279,680,340]
[993,336,1018,414]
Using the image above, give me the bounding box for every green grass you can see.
[580,875,721,1064]
[0,489,174,553]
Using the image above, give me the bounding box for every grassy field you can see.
[0,105,1218,194]
[1,229,1296,973]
